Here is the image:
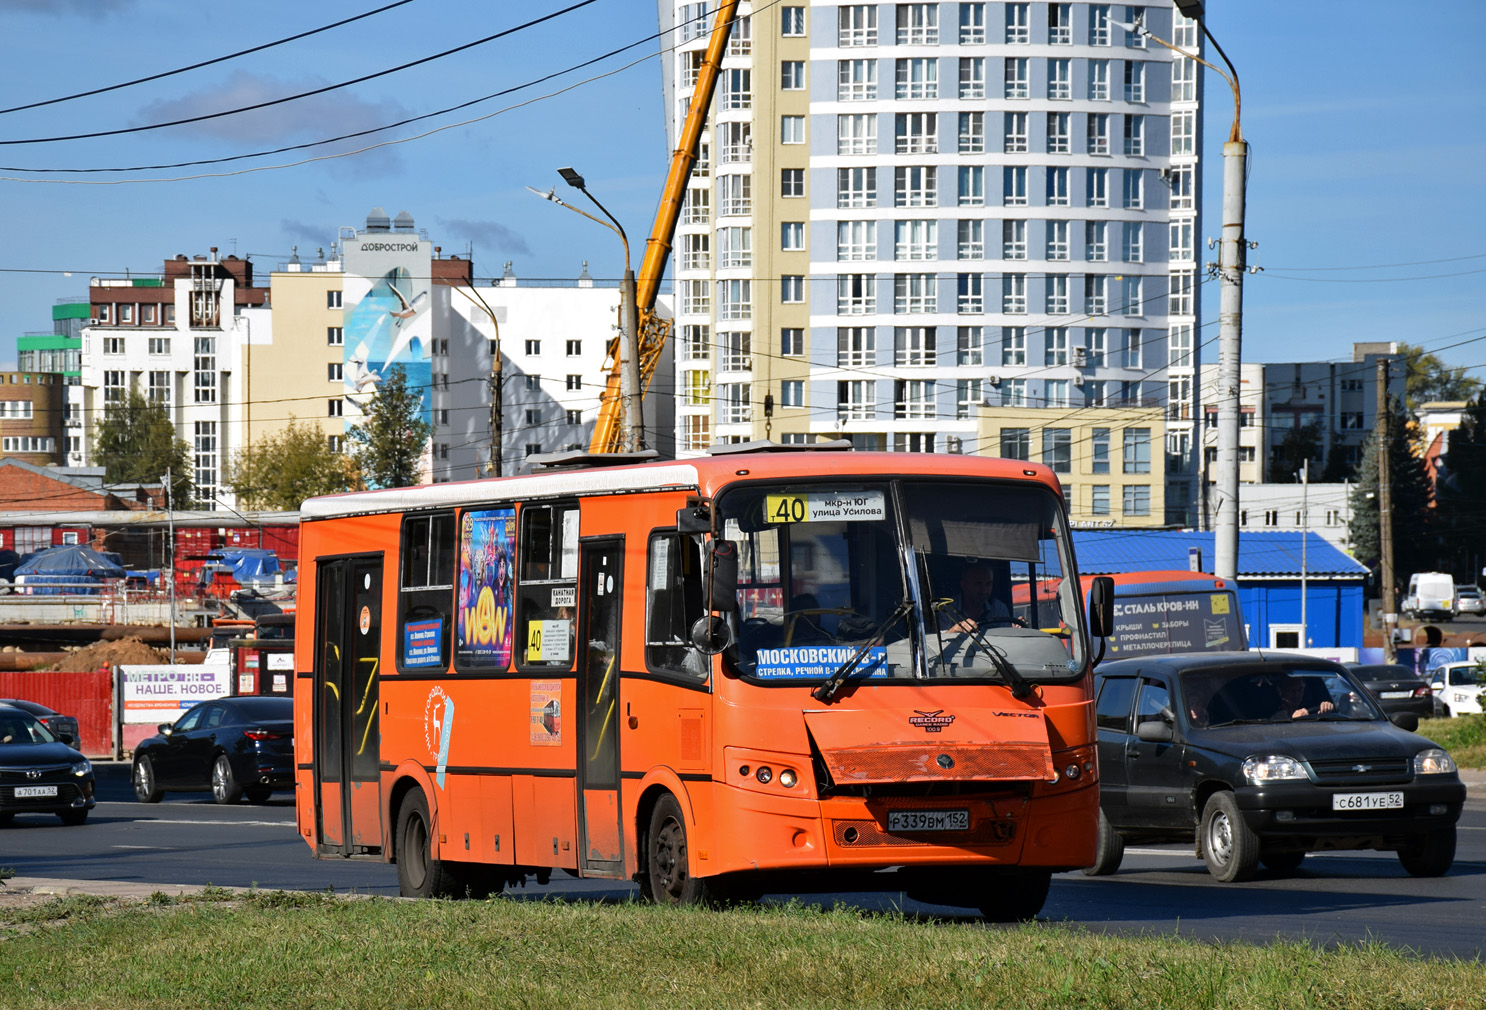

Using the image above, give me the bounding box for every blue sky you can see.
[1,0,1481,375]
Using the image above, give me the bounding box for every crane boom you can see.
[588,0,740,453]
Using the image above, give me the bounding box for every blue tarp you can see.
[14,545,127,596]
[202,548,282,585]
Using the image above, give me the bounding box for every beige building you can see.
[252,260,346,452]
[976,405,1166,528]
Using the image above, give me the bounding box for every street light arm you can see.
[571,186,630,274]
[526,185,626,251]
[1117,18,1241,143]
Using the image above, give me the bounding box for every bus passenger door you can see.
[577,538,624,877]
[313,555,384,856]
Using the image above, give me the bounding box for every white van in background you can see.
[1403,572,1457,620]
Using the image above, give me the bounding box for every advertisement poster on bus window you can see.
[456,508,515,668]
[1106,591,1243,658]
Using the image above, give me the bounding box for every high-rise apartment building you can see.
[660,1,1202,522]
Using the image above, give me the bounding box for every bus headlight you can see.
[1414,748,1457,776]
[778,768,797,788]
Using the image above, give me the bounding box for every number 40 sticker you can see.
[766,490,886,524]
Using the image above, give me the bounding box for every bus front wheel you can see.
[396,790,460,899]
[643,793,714,906]
[977,869,1051,922]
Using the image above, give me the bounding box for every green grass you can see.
[1417,714,1486,768]
[0,894,1481,1009]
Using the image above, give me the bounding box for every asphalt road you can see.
[3,766,1484,959]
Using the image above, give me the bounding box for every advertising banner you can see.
[456,508,516,668]
[1107,591,1244,658]
[119,664,231,724]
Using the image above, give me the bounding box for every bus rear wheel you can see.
[977,869,1051,922]
[396,790,460,899]
[644,793,714,906]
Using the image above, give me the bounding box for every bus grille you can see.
[832,818,1018,848]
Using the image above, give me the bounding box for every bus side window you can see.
[399,512,455,671]
[645,531,708,682]
[518,504,580,669]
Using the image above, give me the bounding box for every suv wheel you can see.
[1398,825,1455,877]
[1082,810,1125,876]
[1201,792,1259,882]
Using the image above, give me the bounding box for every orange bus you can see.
[293,445,1107,920]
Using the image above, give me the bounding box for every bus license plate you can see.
[1332,791,1403,811]
[14,785,57,798]
[887,809,970,832]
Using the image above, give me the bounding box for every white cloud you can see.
[437,217,530,256]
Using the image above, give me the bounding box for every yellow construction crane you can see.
[582,0,740,453]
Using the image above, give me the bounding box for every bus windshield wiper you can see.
[935,601,1034,700]
[811,601,913,703]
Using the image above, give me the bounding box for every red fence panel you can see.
[0,669,114,757]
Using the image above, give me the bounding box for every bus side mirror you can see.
[1089,576,1115,638]
[690,615,732,655]
[676,504,711,534]
[705,539,739,612]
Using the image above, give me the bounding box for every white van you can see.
[1403,572,1456,620]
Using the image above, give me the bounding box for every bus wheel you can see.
[396,790,460,899]
[645,793,711,906]
[977,869,1051,922]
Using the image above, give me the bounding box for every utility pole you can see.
[620,267,643,452]
[165,466,176,665]
[1377,358,1397,663]
[1300,459,1309,648]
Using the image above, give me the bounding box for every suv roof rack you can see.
[526,449,662,470]
[705,439,853,456]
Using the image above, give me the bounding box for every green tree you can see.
[347,365,433,489]
[93,390,193,506]
[1432,397,1486,576]
[1349,412,1436,581]
[228,419,361,510]
[1399,342,1481,411]
[1269,422,1323,483]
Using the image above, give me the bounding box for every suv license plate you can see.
[14,785,57,798]
[1332,791,1403,811]
[887,809,970,832]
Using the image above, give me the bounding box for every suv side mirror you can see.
[1088,576,1115,638]
[1136,719,1174,743]
[1390,712,1419,732]
[158,723,174,736]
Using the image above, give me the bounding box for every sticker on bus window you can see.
[456,508,516,668]
[530,680,562,745]
[765,491,886,524]
[753,646,890,680]
[551,587,577,608]
[1210,594,1230,614]
[403,619,443,668]
[526,620,572,664]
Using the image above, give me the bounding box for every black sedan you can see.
[0,698,80,746]
[132,696,293,805]
[1345,663,1436,720]
[0,703,95,825]
[1085,651,1465,882]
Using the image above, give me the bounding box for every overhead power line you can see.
[0,0,419,117]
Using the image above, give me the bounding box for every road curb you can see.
[2,877,251,902]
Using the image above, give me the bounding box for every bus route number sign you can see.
[766,491,886,524]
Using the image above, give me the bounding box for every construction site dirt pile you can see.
[45,638,170,672]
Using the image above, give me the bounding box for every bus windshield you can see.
[718,479,1085,685]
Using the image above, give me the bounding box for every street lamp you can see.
[527,168,643,452]
[1117,2,1246,582]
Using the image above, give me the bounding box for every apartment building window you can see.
[683,369,711,407]
[780,168,805,199]
[101,369,125,405]
[1089,485,1111,516]
[780,116,805,144]
[1003,274,1027,314]
[1091,428,1111,474]
[143,304,158,324]
[838,326,877,367]
[1087,113,1110,154]
[102,336,125,355]
[144,371,170,405]
[1173,10,1199,49]
[1003,111,1028,153]
[1046,276,1069,315]
[1042,428,1072,473]
[1046,220,1070,261]
[566,374,582,391]
[682,415,711,453]
[718,226,752,268]
[781,222,805,250]
[1086,327,1107,366]
[721,68,752,110]
[781,60,805,90]
[1172,111,1196,155]
[953,165,983,206]
[895,112,937,154]
[953,379,983,420]
[1048,59,1070,98]
[1123,485,1151,517]
[148,336,171,355]
[1124,61,1145,102]
[897,3,938,44]
[837,275,877,314]
[1002,326,1026,366]
[718,331,751,371]
[1044,379,1070,408]
[781,5,805,34]
[717,279,752,321]
[719,174,751,216]
[729,14,752,54]
[957,326,984,366]
[838,166,877,208]
[838,380,877,421]
[326,397,343,417]
[1122,222,1144,263]
[524,339,541,356]
[839,4,877,46]
[191,420,218,506]
[327,291,342,309]
[1167,326,1190,368]
[1084,379,1108,406]
[1087,167,1110,207]
[1123,114,1145,155]
[1170,271,1195,315]
[781,276,805,303]
[894,274,937,314]
[959,2,985,43]
[1047,112,1070,154]
[958,57,985,98]
[895,379,935,420]
[1003,166,1027,206]
[96,304,110,323]
[1004,57,1028,98]
[894,165,937,207]
[1122,328,1142,367]
[838,220,877,261]
[718,121,751,163]
[837,114,877,155]
[1003,219,1027,259]
[1001,427,1030,460]
[1123,168,1144,208]
[1170,220,1195,263]
[328,362,344,382]
[1000,379,1027,407]
[959,111,985,153]
[1172,58,1196,102]
[1085,274,1108,315]
[1088,58,1110,100]
[894,219,936,261]
[1120,277,1143,316]
[1124,428,1151,473]
[957,220,984,259]
[1169,165,1195,210]
[838,59,877,100]
[1047,167,1070,206]
[1045,327,1069,366]
[895,326,936,366]
[193,336,217,403]
[681,186,710,225]
[681,233,710,270]
[1123,6,1145,47]
[1004,2,1028,43]
[779,380,805,409]
[718,383,751,425]
[957,275,984,314]
[896,58,938,99]
[781,328,804,356]
[1089,3,1111,45]
[681,279,711,315]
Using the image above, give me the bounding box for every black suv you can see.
[1086,651,1465,882]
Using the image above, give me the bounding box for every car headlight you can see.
[71,760,91,777]
[1414,748,1457,776]
[1242,755,1309,785]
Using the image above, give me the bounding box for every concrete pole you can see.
[1213,139,1248,582]
[1377,359,1397,664]
[1300,459,1308,647]
[620,267,644,452]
